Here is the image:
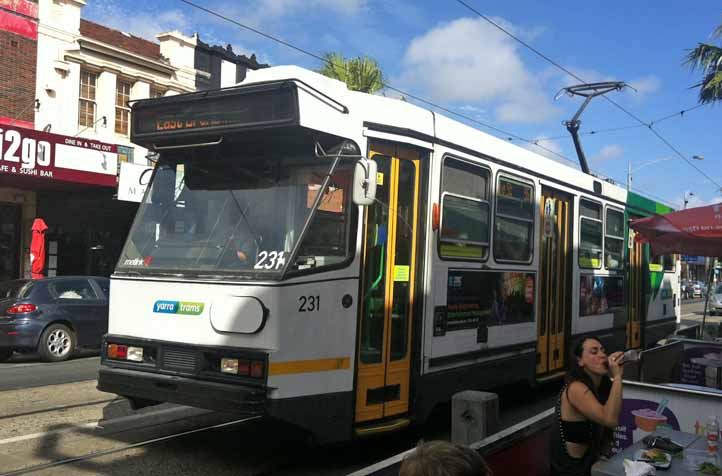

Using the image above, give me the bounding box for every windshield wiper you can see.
[279,144,346,280]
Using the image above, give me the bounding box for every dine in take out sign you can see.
[0,125,118,187]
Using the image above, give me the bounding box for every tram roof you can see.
[240,65,627,204]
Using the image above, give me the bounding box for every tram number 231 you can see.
[298,295,320,312]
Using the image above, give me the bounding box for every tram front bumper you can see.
[97,366,267,415]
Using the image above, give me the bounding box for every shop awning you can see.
[630,203,722,257]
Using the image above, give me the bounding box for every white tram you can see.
[98,65,681,443]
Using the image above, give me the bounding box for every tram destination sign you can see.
[131,83,299,143]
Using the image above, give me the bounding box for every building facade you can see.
[0,0,265,280]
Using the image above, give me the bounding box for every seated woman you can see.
[550,337,624,476]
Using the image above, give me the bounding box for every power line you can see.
[178,0,575,165]
[177,0,677,203]
[536,104,705,142]
[453,0,721,191]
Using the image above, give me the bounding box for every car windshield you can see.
[0,280,33,299]
[117,134,355,278]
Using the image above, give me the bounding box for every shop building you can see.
[0,0,265,280]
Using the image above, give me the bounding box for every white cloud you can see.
[395,17,559,124]
[592,144,624,163]
[524,136,576,166]
[259,0,364,16]
[458,104,488,116]
[628,75,661,96]
[84,2,190,41]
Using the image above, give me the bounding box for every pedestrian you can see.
[550,336,625,476]
[399,440,492,476]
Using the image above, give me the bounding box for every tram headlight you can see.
[221,358,239,374]
[127,346,144,362]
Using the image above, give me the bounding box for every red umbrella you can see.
[30,218,48,279]
[630,203,722,257]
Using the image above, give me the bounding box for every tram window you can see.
[579,200,602,269]
[493,177,533,263]
[439,158,490,260]
[118,136,356,276]
[605,208,624,270]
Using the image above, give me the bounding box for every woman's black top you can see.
[562,420,594,444]
[550,385,597,476]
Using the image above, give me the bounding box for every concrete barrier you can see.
[451,390,499,445]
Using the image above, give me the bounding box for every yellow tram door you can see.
[355,143,420,430]
[627,229,643,348]
[536,188,572,378]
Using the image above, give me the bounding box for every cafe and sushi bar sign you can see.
[0,125,118,187]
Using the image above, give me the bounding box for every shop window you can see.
[78,70,97,128]
[439,158,490,260]
[494,176,533,263]
[579,200,602,268]
[115,80,132,136]
[605,208,624,270]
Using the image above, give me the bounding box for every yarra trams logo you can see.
[153,300,205,316]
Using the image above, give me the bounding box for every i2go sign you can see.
[0,129,52,170]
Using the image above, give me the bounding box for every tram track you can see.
[0,416,261,476]
[0,398,121,421]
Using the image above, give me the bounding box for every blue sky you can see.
[85,1,722,209]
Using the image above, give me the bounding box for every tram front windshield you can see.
[117,134,354,278]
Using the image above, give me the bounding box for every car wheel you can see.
[0,349,12,362]
[38,324,76,362]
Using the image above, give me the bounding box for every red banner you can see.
[0,125,119,187]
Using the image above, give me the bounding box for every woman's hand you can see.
[607,351,624,378]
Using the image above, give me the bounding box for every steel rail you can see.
[0,398,121,421]
[0,416,261,476]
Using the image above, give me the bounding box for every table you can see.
[592,428,721,476]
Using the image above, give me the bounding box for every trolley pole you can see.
[555,81,632,175]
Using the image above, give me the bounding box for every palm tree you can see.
[318,52,385,94]
[684,19,722,104]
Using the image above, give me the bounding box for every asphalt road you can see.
[0,378,562,476]
[680,297,721,328]
[0,353,100,391]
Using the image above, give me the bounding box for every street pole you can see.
[627,161,632,191]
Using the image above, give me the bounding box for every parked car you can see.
[0,276,109,362]
[693,281,707,297]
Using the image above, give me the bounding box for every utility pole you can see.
[555,82,631,174]
[627,161,632,191]
[684,191,694,209]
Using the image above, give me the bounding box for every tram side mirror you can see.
[353,158,377,206]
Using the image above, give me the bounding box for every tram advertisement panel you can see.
[438,270,535,338]
[579,275,624,317]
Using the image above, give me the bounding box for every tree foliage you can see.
[318,52,384,94]
[684,18,722,104]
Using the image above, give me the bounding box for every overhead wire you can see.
[178,0,678,201]
[453,0,721,192]
[178,0,575,165]
[535,103,705,142]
